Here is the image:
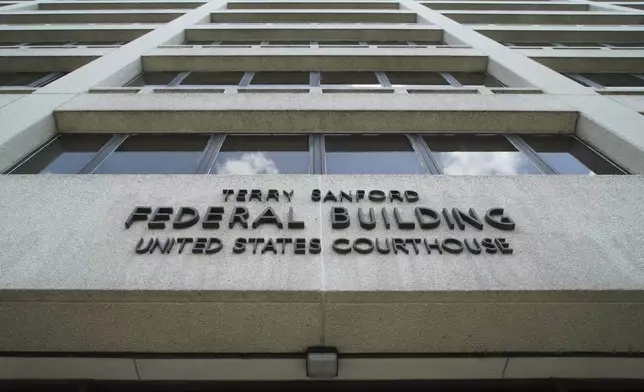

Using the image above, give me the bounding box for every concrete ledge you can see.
[227,1,400,9]
[53,93,577,133]
[444,10,644,25]
[337,358,506,380]
[0,358,138,380]
[476,25,644,44]
[504,357,644,379]
[39,1,204,10]
[142,47,486,72]
[210,9,417,23]
[136,358,304,380]
[185,24,444,41]
[0,10,185,24]
[423,1,587,11]
[0,49,107,72]
[0,25,155,42]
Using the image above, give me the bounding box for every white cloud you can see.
[214,152,279,175]
[440,151,528,175]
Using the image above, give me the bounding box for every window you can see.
[451,72,504,87]
[386,72,449,86]
[367,41,410,46]
[180,71,244,85]
[321,71,380,86]
[250,72,310,85]
[413,41,442,45]
[212,135,310,174]
[183,40,213,45]
[570,73,644,87]
[266,41,308,46]
[423,135,541,175]
[218,41,262,46]
[10,135,111,174]
[125,72,179,87]
[522,135,624,174]
[9,134,626,175]
[318,41,361,46]
[94,135,209,174]
[506,42,555,47]
[607,43,644,48]
[0,72,62,87]
[325,134,426,174]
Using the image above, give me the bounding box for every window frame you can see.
[4,133,629,175]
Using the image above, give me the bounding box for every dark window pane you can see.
[321,71,379,85]
[318,41,360,46]
[413,41,442,45]
[211,135,309,174]
[579,73,644,87]
[0,72,51,86]
[325,135,425,174]
[507,42,555,47]
[12,134,110,174]
[451,72,504,87]
[218,41,261,45]
[367,41,409,46]
[250,71,309,85]
[266,41,308,45]
[181,71,244,85]
[523,135,624,174]
[0,42,20,46]
[424,135,541,175]
[95,135,208,174]
[606,42,644,48]
[25,41,68,46]
[183,40,212,45]
[79,41,122,45]
[559,42,602,48]
[386,71,449,86]
[125,72,179,87]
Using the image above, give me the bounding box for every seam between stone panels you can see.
[319,174,327,347]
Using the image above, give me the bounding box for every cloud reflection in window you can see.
[214,152,279,174]
[438,151,535,175]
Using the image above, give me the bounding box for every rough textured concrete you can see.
[0,176,644,353]
[53,93,577,134]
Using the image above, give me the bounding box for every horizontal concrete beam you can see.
[39,1,204,10]
[443,10,644,25]
[0,25,154,42]
[1,175,644,353]
[422,1,588,11]
[211,9,417,23]
[53,93,577,133]
[226,1,400,9]
[529,52,644,72]
[142,48,486,71]
[185,24,444,41]
[2,356,644,380]
[476,25,644,42]
[0,10,185,24]
[0,50,100,71]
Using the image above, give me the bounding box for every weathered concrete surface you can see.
[0,175,643,353]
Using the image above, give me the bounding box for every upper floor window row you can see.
[7,134,626,176]
[0,41,126,48]
[506,42,644,49]
[564,73,644,88]
[0,72,66,88]
[126,71,504,88]
[181,40,444,47]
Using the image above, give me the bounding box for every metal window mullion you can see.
[505,135,556,174]
[240,72,254,87]
[440,72,462,87]
[168,71,190,86]
[5,135,60,174]
[196,134,225,174]
[375,71,391,87]
[310,134,324,174]
[407,134,441,174]
[568,73,602,88]
[78,134,128,174]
